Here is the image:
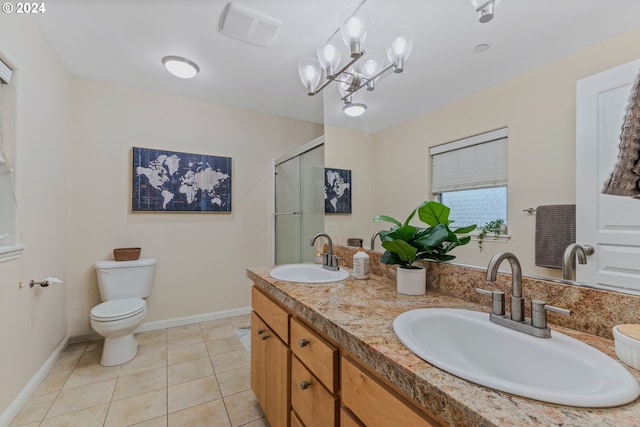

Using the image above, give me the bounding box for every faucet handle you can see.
[475,288,506,316]
[531,300,571,329]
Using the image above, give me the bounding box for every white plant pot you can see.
[397,265,426,295]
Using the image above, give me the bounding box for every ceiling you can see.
[34,0,640,133]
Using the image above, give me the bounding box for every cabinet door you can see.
[250,312,267,410]
[251,311,290,427]
[342,357,440,427]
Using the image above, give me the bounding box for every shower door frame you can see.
[272,136,325,265]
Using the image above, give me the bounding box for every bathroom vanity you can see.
[247,260,640,427]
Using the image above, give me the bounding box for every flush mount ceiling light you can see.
[297,4,414,117]
[470,0,501,23]
[162,56,200,79]
[343,101,367,117]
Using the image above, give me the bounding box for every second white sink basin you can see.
[269,264,349,284]
[393,308,640,407]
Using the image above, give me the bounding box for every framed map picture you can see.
[324,168,351,214]
[132,147,232,212]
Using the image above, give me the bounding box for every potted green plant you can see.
[373,201,476,295]
[477,219,506,252]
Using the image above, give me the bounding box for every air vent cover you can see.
[219,2,282,47]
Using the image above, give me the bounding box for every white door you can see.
[576,59,640,292]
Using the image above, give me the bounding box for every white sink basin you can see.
[393,308,640,407]
[269,264,349,284]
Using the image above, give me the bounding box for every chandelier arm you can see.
[311,52,365,95]
[473,0,495,12]
[339,62,396,101]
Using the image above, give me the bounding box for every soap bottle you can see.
[353,245,370,280]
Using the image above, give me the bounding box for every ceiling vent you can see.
[219,2,282,47]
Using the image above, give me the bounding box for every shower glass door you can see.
[274,143,324,265]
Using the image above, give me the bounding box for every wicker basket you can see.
[113,247,141,261]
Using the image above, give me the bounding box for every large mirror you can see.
[321,0,640,293]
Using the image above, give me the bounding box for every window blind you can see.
[430,128,508,194]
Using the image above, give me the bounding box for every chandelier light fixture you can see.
[297,4,414,117]
[470,0,501,23]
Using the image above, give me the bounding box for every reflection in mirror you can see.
[320,0,640,293]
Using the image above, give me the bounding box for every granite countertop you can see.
[246,266,640,427]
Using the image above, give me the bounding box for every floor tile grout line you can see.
[39,343,89,423]
[201,320,234,427]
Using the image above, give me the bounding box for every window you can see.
[0,57,16,248]
[430,128,507,230]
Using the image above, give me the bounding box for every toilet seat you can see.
[91,298,146,322]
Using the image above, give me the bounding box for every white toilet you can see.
[90,258,156,366]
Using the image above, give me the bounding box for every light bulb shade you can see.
[343,101,367,117]
[340,6,370,58]
[386,28,414,73]
[162,56,199,79]
[316,36,343,78]
[362,52,384,91]
[298,58,322,95]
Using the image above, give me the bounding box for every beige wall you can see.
[372,25,640,277]
[0,15,70,416]
[324,125,377,248]
[66,78,322,336]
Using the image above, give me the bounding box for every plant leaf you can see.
[413,223,449,248]
[453,224,477,234]
[417,201,450,227]
[380,251,406,266]
[403,207,417,226]
[381,239,417,264]
[385,225,416,242]
[373,215,402,227]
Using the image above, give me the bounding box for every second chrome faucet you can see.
[310,232,340,271]
[477,252,570,338]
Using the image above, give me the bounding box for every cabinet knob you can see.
[261,334,269,340]
[256,328,265,335]
[298,338,310,348]
[299,381,311,390]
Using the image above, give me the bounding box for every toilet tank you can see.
[95,258,156,301]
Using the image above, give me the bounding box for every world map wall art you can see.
[132,147,232,213]
[325,167,351,214]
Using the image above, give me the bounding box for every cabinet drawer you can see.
[291,410,305,427]
[291,355,338,427]
[342,357,440,427]
[290,317,338,392]
[252,286,289,343]
[340,407,365,427]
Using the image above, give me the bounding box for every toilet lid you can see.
[91,298,146,321]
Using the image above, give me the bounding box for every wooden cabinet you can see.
[251,284,443,427]
[251,289,290,427]
[342,357,440,427]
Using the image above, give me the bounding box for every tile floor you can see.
[10,315,268,427]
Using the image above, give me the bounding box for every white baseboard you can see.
[1,306,252,426]
[0,336,68,427]
[135,306,252,333]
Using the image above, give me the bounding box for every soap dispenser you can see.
[353,241,370,280]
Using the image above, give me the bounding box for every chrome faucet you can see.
[477,251,570,338]
[486,252,525,321]
[370,231,382,251]
[562,243,595,280]
[310,232,339,271]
